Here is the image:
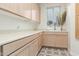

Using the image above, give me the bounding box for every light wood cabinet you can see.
[16,3,32,19]
[2,33,38,56]
[0,32,42,56]
[0,3,32,19]
[76,4,79,38]
[10,44,29,56]
[29,38,39,56]
[0,47,1,56]
[76,16,79,38]
[55,33,68,48]
[0,3,17,13]
[38,33,43,51]
[43,32,68,48]
[0,31,68,56]
[43,34,55,47]
[76,4,79,16]
[0,3,40,22]
[32,3,40,22]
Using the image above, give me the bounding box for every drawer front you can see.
[29,38,39,56]
[9,44,29,56]
[55,35,68,48]
[43,32,68,48]
[76,4,79,15]
[43,41,55,47]
[0,47,1,56]
[43,34,55,47]
[38,35,42,51]
[2,33,39,56]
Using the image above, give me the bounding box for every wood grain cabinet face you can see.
[9,33,42,56]
[76,4,79,16]
[2,33,40,56]
[0,47,1,56]
[0,3,40,22]
[76,16,79,38]
[10,44,29,56]
[76,4,79,39]
[0,3,18,13]
[37,33,43,51]
[29,38,39,56]
[55,34,68,48]
[32,3,40,22]
[43,32,68,48]
[16,3,32,19]
[43,34,55,47]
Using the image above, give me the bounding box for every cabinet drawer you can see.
[29,38,39,56]
[43,32,68,48]
[9,44,29,56]
[43,41,55,47]
[76,4,79,15]
[43,34,55,47]
[0,47,1,56]
[2,33,39,56]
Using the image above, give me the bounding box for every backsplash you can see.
[0,13,38,31]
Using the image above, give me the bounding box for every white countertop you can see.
[0,31,43,46]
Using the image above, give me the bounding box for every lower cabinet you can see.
[43,32,68,48]
[10,38,39,56]
[0,32,68,56]
[10,44,29,56]
[29,38,39,56]
[0,32,42,56]
[9,34,42,56]
[0,47,1,56]
[38,33,43,51]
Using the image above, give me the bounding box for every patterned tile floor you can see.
[38,47,69,56]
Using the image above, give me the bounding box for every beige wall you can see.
[67,3,79,56]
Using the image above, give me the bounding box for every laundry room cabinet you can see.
[76,4,79,39]
[43,32,68,48]
[0,3,40,22]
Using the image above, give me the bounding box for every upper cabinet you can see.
[0,3,40,22]
[31,4,40,22]
[76,4,79,15]
[76,4,79,38]
[0,3,18,14]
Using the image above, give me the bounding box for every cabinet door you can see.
[76,16,79,38]
[32,4,40,22]
[55,34,68,48]
[0,3,17,13]
[0,47,1,56]
[0,3,32,20]
[0,3,40,22]
[43,32,68,48]
[38,33,43,51]
[76,4,79,39]
[43,34,55,47]
[29,38,38,56]
[76,4,79,15]
[16,3,32,19]
[10,44,29,56]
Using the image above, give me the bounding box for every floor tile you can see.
[38,47,69,56]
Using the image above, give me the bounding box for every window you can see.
[47,7,64,26]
